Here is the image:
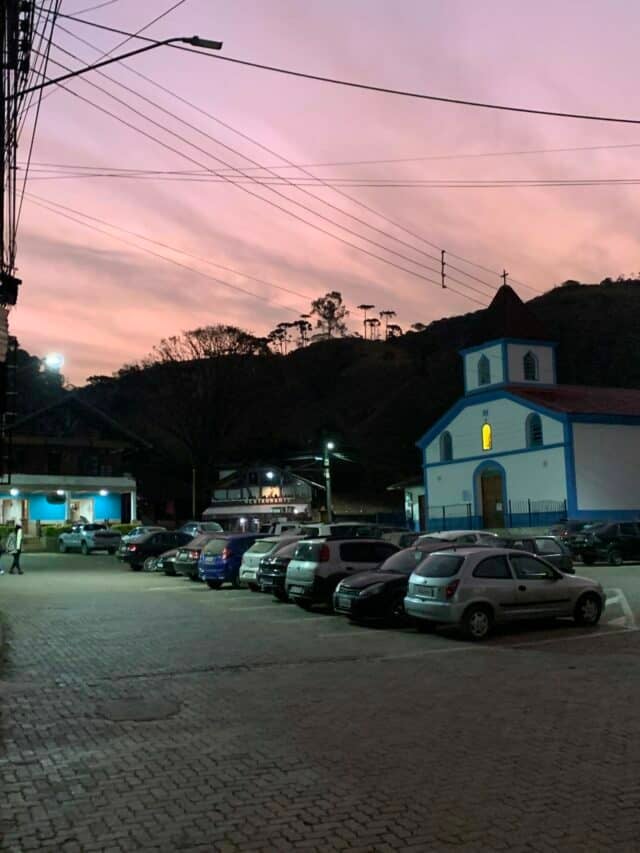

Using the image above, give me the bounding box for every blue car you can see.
[198,534,264,589]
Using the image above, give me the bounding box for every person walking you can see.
[8,522,23,574]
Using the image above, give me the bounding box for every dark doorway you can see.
[480,469,505,528]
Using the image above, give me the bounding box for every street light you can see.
[13,35,224,100]
[266,471,275,480]
[323,441,336,522]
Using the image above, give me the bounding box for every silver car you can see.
[405,547,605,641]
[238,535,302,590]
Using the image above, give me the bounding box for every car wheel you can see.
[164,566,176,577]
[107,548,116,556]
[273,590,288,602]
[58,540,67,553]
[143,557,156,572]
[574,593,602,626]
[608,549,623,567]
[389,592,407,624]
[462,605,493,641]
[80,541,89,555]
[248,583,259,592]
[206,580,222,590]
[581,553,595,566]
[295,600,313,611]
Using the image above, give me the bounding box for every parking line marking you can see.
[505,626,638,649]
[226,605,280,612]
[146,586,193,592]
[315,630,384,640]
[606,587,637,629]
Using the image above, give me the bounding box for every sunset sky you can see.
[13,0,640,382]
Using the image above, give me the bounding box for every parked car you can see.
[178,520,224,538]
[498,535,574,573]
[116,531,167,560]
[286,537,400,610]
[121,525,166,545]
[417,530,501,546]
[122,530,193,570]
[174,533,225,580]
[256,541,301,600]
[573,521,640,566]
[382,530,420,549]
[157,548,181,576]
[198,533,264,588]
[238,535,302,590]
[58,523,121,555]
[295,522,390,539]
[550,519,595,546]
[333,545,432,623]
[405,547,605,641]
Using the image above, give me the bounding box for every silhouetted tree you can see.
[357,304,375,339]
[310,291,349,338]
[379,309,397,339]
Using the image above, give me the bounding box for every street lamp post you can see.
[10,36,224,101]
[323,441,335,522]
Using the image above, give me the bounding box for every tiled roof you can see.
[508,384,640,416]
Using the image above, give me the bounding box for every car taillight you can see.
[222,547,231,560]
[319,544,330,562]
[445,579,460,599]
[127,544,137,552]
[188,550,201,560]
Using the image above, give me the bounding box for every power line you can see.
[99,0,189,59]
[35,7,640,127]
[71,0,121,14]
[34,44,488,306]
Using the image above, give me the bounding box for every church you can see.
[413,285,640,531]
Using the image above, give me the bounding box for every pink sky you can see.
[13,0,640,382]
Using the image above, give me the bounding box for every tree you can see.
[145,324,269,364]
[411,322,428,333]
[292,318,313,347]
[379,309,397,339]
[357,304,375,339]
[310,291,349,339]
[386,323,403,339]
[267,322,295,355]
[365,317,381,340]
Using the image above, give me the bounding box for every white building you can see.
[414,285,640,531]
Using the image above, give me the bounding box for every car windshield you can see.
[202,538,228,556]
[378,548,427,575]
[300,526,320,537]
[247,540,278,555]
[200,522,223,532]
[414,553,464,578]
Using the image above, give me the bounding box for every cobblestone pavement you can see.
[2,554,640,852]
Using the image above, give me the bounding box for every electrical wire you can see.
[35,7,640,127]
[33,46,488,306]
[72,1,121,14]
[98,0,189,59]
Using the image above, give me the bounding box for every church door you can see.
[480,469,505,528]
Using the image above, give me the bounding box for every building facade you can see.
[413,286,640,531]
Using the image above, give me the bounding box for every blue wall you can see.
[28,495,65,522]
[94,493,122,520]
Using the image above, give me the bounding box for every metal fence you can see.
[427,499,568,532]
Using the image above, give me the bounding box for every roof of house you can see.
[473,284,551,344]
[508,384,640,416]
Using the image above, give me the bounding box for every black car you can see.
[332,546,431,622]
[256,541,300,601]
[123,530,193,570]
[574,522,640,566]
[174,533,221,580]
[498,535,574,573]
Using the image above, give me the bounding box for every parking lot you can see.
[2,554,640,852]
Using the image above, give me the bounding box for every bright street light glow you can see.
[266,471,275,480]
[10,488,19,497]
[56,489,65,496]
[326,441,336,451]
[44,352,64,370]
[99,489,109,497]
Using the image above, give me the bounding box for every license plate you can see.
[337,595,351,610]
[289,585,304,595]
[418,587,435,598]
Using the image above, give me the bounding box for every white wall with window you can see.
[506,342,555,384]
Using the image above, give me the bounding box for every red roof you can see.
[507,384,640,416]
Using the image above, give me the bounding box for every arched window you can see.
[523,351,539,381]
[478,354,491,386]
[440,431,453,462]
[482,422,493,451]
[526,413,543,448]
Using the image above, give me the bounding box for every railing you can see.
[426,499,567,532]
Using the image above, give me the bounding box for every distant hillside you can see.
[78,280,640,509]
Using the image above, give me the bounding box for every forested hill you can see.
[73,279,640,506]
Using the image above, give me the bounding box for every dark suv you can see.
[575,522,640,566]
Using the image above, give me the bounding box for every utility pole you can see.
[441,250,447,289]
[191,467,196,517]
[323,441,334,522]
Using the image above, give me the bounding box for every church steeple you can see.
[460,285,557,394]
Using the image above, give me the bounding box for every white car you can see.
[59,523,122,555]
[238,535,302,590]
[417,530,500,546]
